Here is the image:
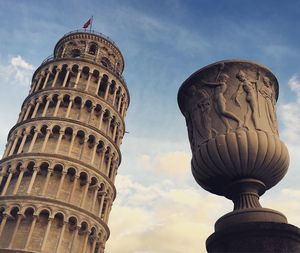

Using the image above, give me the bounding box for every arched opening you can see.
[88,43,98,55]
[71,49,81,58]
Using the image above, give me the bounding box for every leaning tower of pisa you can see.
[0,30,129,252]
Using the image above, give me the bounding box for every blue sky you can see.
[1,1,300,252]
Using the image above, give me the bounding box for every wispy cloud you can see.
[106,175,230,253]
[0,55,34,156]
[279,75,300,143]
[0,55,34,87]
[138,151,191,182]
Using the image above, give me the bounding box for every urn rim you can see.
[177,59,279,113]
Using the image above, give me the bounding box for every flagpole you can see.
[90,16,93,32]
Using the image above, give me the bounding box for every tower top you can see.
[40,30,125,76]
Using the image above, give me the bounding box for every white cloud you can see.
[105,175,300,253]
[0,55,34,87]
[0,56,34,156]
[106,175,231,253]
[279,74,300,143]
[137,151,191,182]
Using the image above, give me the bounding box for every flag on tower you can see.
[83,17,92,29]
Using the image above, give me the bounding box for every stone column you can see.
[17,128,30,154]
[0,165,8,185]
[34,72,44,92]
[53,95,63,117]
[62,67,71,87]
[3,137,14,158]
[41,128,52,152]
[85,71,92,91]
[27,166,40,194]
[100,149,107,171]
[23,103,34,121]
[117,95,123,112]
[41,216,53,251]
[98,193,105,217]
[0,214,9,237]
[17,108,27,123]
[68,174,79,202]
[112,166,118,183]
[12,166,26,195]
[91,237,98,253]
[90,142,98,165]
[78,102,86,121]
[74,68,82,88]
[42,167,53,195]
[52,67,61,87]
[42,96,53,117]
[24,214,37,249]
[95,75,102,95]
[80,179,91,208]
[79,136,89,160]
[55,220,66,253]
[90,185,99,212]
[105,155,113,176]
[1,168,14,195]
[28,128,40,152]
[8,133,21,156]
[104,82,110,100]
[8,213,24,248]
[121,100,127,117]
[31,98,43,118]
[104,202,112,223]
[55,171,66,199]
[42,69,51,89]
[68,132,76,156]
[29,78,38,94]
[55,129,65,153]
[81,230,90,253]
[69,227,79,253]
[112,87,118,106]
[112,123,119,141]
[65,97,74,118]
[106,117,112,135]
[98,110,104,130]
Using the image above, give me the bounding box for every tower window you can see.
[100,57,111,68]
[71,49,81,58]
[89,43,98,55]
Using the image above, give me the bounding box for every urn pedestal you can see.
[178,60,300,252]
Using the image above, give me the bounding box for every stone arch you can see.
[36,207,51,217]
[68,215,78,231]
[88,43,98,55]
[97,74,108,97]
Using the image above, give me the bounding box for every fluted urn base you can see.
[215,178,287,230]
[207,222,300,253]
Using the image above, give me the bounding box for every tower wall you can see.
[0,30,129,253]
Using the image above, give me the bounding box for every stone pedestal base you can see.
[206,222,300,253]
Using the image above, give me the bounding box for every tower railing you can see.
[61,29,120,51]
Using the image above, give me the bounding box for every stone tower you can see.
[0,30,129,252]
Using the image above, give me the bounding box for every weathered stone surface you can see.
[207,222,300,253]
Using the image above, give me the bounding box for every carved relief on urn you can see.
[178,60,289,228]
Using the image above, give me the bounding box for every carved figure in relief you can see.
[185,86,214,148]
[202,72,242,133]
[234,70,260,130]
[260,76,277,133]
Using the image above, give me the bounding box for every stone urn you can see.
[178,60,290,230]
